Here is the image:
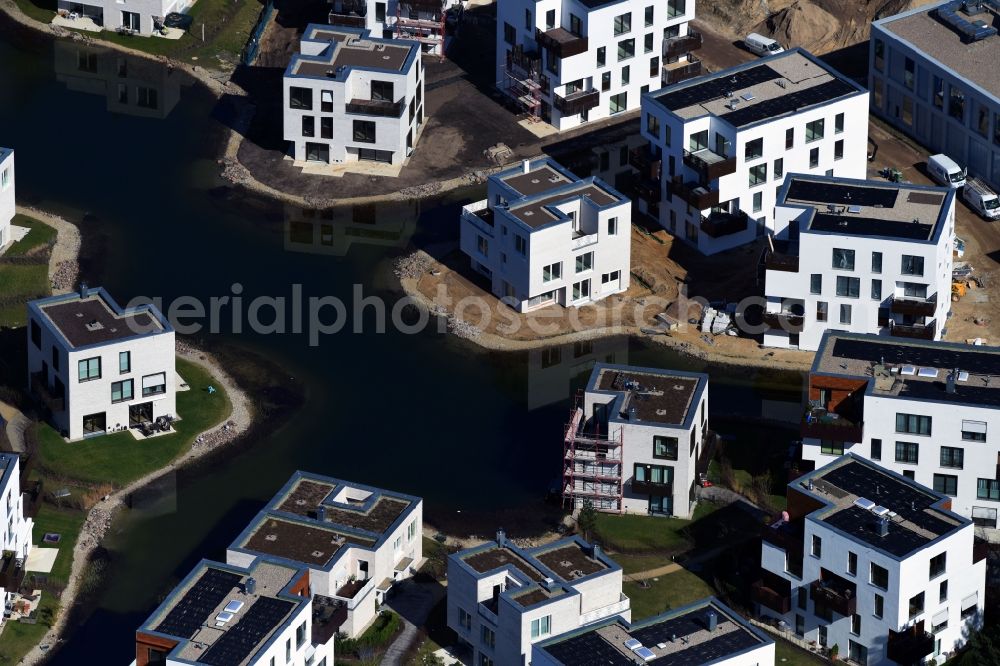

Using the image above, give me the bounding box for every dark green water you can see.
[0,24,802,662]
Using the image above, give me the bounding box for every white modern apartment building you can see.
[226,472,423,638]
[0,454,34,610]
[26,287,176,441]
[447,530,630,666]
[58,0,193,35]
[563,363,709,518]
[327,0,458,56]
[637,49,869,255]
[800,331,1000,534]
[762,174,956,351]
[754,454,985,665]
[0,147,13,251]
[131,557,335,666]
[497,0,701,131]
[284,25,424,168]
[534,597,775,665]
[459,158,631,312]
[870,0,1000,190]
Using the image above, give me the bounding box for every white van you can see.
[927,153,966,188]
[963,176,1000,220]
[745,33,785,57]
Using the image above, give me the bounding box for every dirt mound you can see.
[758,0,840,53]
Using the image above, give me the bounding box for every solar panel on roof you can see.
[653,64,782,111]
[542,630,634,665]
[155,569,241,639]
[635,646,656,661]
[720,79,857,127]
[787,179,899,208]
[809,214,934,240]
[200,596,297,666]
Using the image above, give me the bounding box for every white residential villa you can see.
[447,530,630,666]
[497,0,702,130]
[534,597,776,665]
[800,331,1000,535]
[226,472,423,639]
[754,454,985,665]
[26,287,176,441]
[762,174,955,351]
[563,363,709,517]
[459,158,631,313]
[327,0,459,56]
[132,557,335,666]
[283,25,424,170]
[0,454,35,613]
[0,147,13,252]
[638,48,869,255]
[57,0,193,35]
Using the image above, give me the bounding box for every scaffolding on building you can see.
[562,390,624,513]
[501,44,542,121]
[395,0,447,57]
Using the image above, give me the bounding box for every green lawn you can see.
[593,502,720,553]
[12,0,267,67]
[3,216,57,258]
[36,357,231,487]
[775,639,828,665]
[0,215,55,328]
[624,569,716,620]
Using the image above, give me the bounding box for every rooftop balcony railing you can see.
[345,97,406,117]
[801,407,863,443]
[535,28,588,58]
[683,148,736,181]
[700,210,749,238]
[889,319,936,340]
[887,622,934,665]
[671,178,718,209]
[327,11,367,27]
[890,293,937,318]
[628,145,662,181]
[662,55,702,86]
[554,88,599,115]
[764,249,800,272]
[663,30,702,58]
[579,593,630,625]
[752,579,791,614]
[810,572,857,617]
[631,479,673,496]
[762,310,804,333]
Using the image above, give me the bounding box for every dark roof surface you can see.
[787,180,899,208]
[41,297,161,348]
[596,369,699,425]
[809,213,934,240]
[200,597,296,666]
[653,64,782,111]
[243,518,374,567]
[542,631,633,665]
[155,568,241,639]
[502,164,572,197]
[510,184,619,228]
[718,78,857,127]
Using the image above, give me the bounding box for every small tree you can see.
[577,499,598,541]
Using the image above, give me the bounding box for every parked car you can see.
[962,176,1000,220]
[927,153,966,189]
[744,33,784,57]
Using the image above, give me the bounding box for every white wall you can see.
[0,150,13,250]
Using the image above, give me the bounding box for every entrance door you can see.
[649,495,672,515]
[129,402,153,426]
[82,412,106,436]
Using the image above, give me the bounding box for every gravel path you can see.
[15,205,81,295]
[19,343,253,665]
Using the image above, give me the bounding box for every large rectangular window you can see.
[745,138,763,160]
[871,251,882,273]
[835,112,845,134]
[748,164,767,186]
[977,478,1000,501]
[839,303,852,324]
[78,357,101,382]
[896,413,931,435]
[903,57,915,90]
[617,38,635,61]
[667,0,685,17]
[654,436,679,460]
[836,276,860,298]
[901,255,924,276]
[895,441,919,464]
[873,38,884,71]
[950,85,966,122]
[870,563,889,589]
[940,446,964,468]
[119,351,131,374]
[353,120,376,143]
[634,463,673,485]
[933,474,958,497]
[530,615,552,638]
[929,552,947,579]
[371,80,394,102]
[142,373,167,397]
[810,274,822,294]
[111,379,133,403]
[289,87,313,110]
[909,592,924,618]
[609,93,626,114]
[962,420,987,441]
[805,119,825,142]
[613,12,631,35]
[575,252,593,273]
[542,263,562,282]
[821,441,844,455]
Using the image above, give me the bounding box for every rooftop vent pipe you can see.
[497,528,507,548]
[706,610,718,632]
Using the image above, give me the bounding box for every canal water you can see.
[0,24,803,661]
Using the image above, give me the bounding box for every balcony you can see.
[663,30,703,58]
[635,177,662,204]
[508,45,541,79]
[462,200,494,233]
[683,148,737,181]
[312,595,346,645]
[762,310,804,334]
[554,88,599,116]
[334,576,375,610]
[974,536,989,564]
[889,320,936,340]
[22,479,43,519]
[345,98,406,117]
[0,551,25,593]
[764,241,800,272]
[890,293,937,318]
[671,178,719,209]
[30,372,64,413]
[887,622,934,665]
[701,210,748,238]
[327,11,366,27]
[752,578,791,614]
[535,27,588,58]
[579,593,630,625]
[631,479,672,496]
[662,56,702,86]
[810,571,857,617]
[762,520,804,578]
[571,231,599,250]
[628,145,662,181]
[802,407,863,443]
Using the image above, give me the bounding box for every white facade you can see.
[460,158,631,313]
[447,531,630,666]
[802,331,1000,534]
[763,175,956,351]
[564,363,709,518]
[756,455,985,665]
[133,558,335,666]
[327,0,457,56]
[639,49,869,255]
[57,0,194,35]
[0,148,13,251]
[226,473,423,639]
[26,287,176,441]
[0,455,34,608]
[497,0,700,130]
[533,597,775,665]
[283,25,424,169]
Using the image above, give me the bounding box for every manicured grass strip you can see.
[592,502,720,553]
[36,357,231,487]
[32,505,87,584]
[623,569,715,620]
[775,639,829,665]
[0,215,55,328]
[4,215,57,258]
